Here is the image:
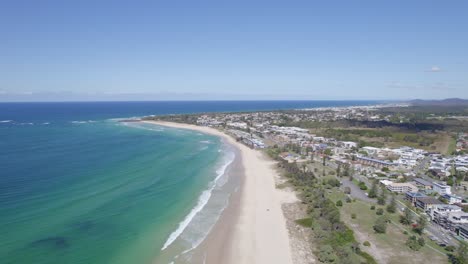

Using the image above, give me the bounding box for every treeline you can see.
[301,184,376,264]
[142,114,199,124]
[278,159,316,187]
[276,160,376,263]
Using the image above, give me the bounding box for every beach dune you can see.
[144,121,296,264]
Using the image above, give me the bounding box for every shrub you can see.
[376,208,384,215]
[336,200,343,207]
[358,181,368,190]
[445,245,455,252]
[406,235,422,251]
[351,213,356,219]
[363,241,371,247]
[370,205,375,210]
[373,216,387,233]
[295,218,313,228]
[346,197,352,203]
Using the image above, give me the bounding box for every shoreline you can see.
[143,120,297,264]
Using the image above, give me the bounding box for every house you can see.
[415,197,444,211]
[385,182,418,193]
[405,192,427,205]
[414,178,433,190]
[442,194,463,204]
[432,182,452,195]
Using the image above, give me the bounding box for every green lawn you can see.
[327,189,448,264]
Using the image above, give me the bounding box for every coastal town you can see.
[145,103,468,263]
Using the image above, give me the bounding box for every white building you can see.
[382,181,418,193]
[432,182,452,195]
[442,194,463,204]
[340,141,358,149]
[362,146,380,155]
[429,204,462,221]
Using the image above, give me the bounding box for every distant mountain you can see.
[409,98,468,106]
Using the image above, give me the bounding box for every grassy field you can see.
[315,127,452,153]
[445,135,458,155]
[328,190,448,264]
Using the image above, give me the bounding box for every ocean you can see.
[0,101,380,264]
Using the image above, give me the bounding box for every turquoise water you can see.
[0,120,226,264]
[0,101,381,263]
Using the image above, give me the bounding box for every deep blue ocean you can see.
[0,101,380,264]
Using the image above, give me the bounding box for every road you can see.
[415,156,431,176]
[395,200,458,247]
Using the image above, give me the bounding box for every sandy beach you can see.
[144,121,297,264]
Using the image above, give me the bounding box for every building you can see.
[340,141,358,149]
[415,197,444,211]
[385,182,418,193]
[414,178,433,190]
[435,211,468,231]
[458,224,468,241]
[432,182,452,195]
[357,156,394,169]
[405,192,427,205]
[442,194,463,204]
[429,204,462,221]
[362,146,380,155]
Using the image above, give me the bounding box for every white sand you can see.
[143,121,296,264]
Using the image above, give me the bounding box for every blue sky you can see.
[0,0,467,101]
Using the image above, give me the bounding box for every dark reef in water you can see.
[30,236,69,249]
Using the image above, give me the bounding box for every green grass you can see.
[326,189,447,263]
[358,251,378,264]
[446,136,457,155]
[295,218,313,228]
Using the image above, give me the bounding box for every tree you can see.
[414,215,427,235]
[373,216,387,233]
[343,164,351,177]
[386,195,396,213]
[368,181,378,198]
[377,186,387,205]
[376,208,384,215]
[417,237,425,247]
[454,241,468,264]
[400,208,413,225]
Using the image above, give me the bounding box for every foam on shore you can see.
[161,145,235,251]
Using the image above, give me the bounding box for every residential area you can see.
[146,104,468,263]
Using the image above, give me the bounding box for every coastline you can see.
[143,120,297,264]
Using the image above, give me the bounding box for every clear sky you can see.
[0,0,467,101]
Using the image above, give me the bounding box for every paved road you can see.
[414,156,431,178]
[395,200,458,247]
